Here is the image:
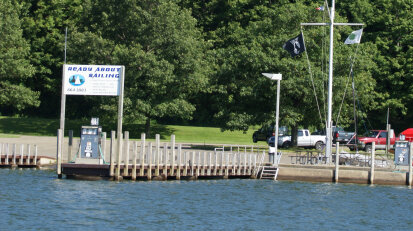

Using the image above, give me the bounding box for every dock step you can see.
[260,166,279,180]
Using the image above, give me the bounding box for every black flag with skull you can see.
[283,33,306,57]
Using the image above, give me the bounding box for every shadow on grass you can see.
[0,117,175,140]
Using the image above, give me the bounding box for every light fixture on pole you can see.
[262,73,282,165]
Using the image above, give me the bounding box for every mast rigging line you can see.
[301,27,325,126]
[336,41,361,126]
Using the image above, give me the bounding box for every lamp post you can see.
[262,73,282,165]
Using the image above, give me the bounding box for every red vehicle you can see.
[400,128,413,142]
[357,129,397,152]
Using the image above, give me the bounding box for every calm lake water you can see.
[0,168,412,230]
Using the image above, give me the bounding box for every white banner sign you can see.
[63,64,123,96]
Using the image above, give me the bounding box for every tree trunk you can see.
[145,118,151,138]
[291,125,298,147]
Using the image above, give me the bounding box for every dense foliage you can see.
[1,0,412,135]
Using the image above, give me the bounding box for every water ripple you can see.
[0,169,412,230]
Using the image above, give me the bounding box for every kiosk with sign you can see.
[394,135,411,166]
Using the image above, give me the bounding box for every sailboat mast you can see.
[326,0,335,160]
[301,1,363,162]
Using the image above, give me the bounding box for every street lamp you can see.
[262,73,282,165]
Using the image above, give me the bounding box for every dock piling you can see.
[147,142,152,180]
[34,145,37,166]
[13,143,16,166]
[409,142,412,187]
[177,144,181,180]
[140,133,146,177]
[68,130,73,163]
[57,129,62,178]
[335,142,339,183]
[101,132,106,164]
[115,133,123,180]
[5,143,9,165]
[26,144,31,165]
[170,135,175,176]
[20,144,24,165]
[163,143,168,177]
[109,131,115,177]
[132,141,137,181]
[155,134,160,176]
[370,142,375,184]
[123,131,129,177]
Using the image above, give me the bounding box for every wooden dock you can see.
[60,133,273,180]
[0,143,55,167]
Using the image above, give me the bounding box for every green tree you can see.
[21,0,83,117]
[0,0,39,113]
[338,0,413,131]
[68,0,211,136]
[190,1,378,139]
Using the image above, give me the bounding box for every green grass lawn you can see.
[0,116,266,145]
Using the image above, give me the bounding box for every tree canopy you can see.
[1,0,411,135]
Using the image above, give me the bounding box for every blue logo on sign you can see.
[69,74,85,86]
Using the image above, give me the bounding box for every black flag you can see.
[283,33,306,57]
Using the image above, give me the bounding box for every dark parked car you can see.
[332,127,355,144]
[252,125,274,143]
[252,125,288,143]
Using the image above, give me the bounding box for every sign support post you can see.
[58,64,125,179]
[115,67,125,180]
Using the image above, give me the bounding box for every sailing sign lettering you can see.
[63,64,122,96]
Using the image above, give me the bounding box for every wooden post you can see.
[238,153,242,175]
[409,142,412,187]
[177,144,181,180]
[163,143,168,177]
[248,154,252,175]
[132,141,137,181]
[253,153,257,169]
[5,143,9,165]
[123,131,129,177]
[57,129,62,178]
[208,152,211,176]
[19,144,24,165]
[115,133,123,180]
[170,135,175,176]
[147,142,152,180]
[370,142,375,184]
[140,133,146,177]
[219,150,224,175]
[26,144,31,165]
[155,134,160,176]
[385,124,391,155]
[335,142,339,183]
[116,66,125,180]
[232,153,236,175]
[196,152,200,177]
[68,130,73,163]
[12,143,16,166]
[214,151,218,175]
[109,131,115,177]
[34,145,38,166]
[201,152,206,176]
[243,152,247,175]
[191,152,195,176]
[184,151,188,176]
[224,153,229,178]
[101,132,107,164]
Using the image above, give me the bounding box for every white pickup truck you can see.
[269,129,326,150]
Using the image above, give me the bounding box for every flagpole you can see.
[325,0,335,162]
[301,1,364,163]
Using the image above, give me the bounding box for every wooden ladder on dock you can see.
[260,152,282,181]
